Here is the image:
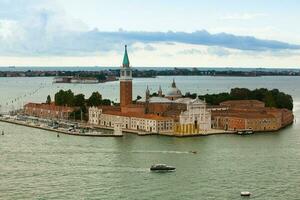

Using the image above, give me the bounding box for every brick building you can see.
[212,100,294,132]
[24,103,75,120]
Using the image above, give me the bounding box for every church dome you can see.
[166,87,182,97]
[166,79,182,97]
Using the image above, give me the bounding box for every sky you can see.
[0,0,299,67]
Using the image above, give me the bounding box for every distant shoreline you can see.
[1,67,300,78]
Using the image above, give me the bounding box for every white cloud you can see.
[0,1,299,67]
[0,42,299,67]
[220,13,268,20]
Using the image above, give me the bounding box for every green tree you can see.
[150,92,158,97]
[197,88,293,110]
[230,88,251,100]
[184,92,197,99]
[87,92,102,106]
[263,92,277,107]
[46,95,51,104]
[54,89,75,106]
[136,95,142,100]
[101,99,111,106]
[74,94,85,107]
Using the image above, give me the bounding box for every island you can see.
[2,46,294,137]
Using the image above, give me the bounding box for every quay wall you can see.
[0,118,122,137]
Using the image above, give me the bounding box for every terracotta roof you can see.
[207,105,228,109]
[97,105,121,112]
[212,110,275,119]
[220,100,265,107]
[125,104,145,108]
[24,102,75,112]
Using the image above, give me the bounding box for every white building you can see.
[89,106,174,134]
[174,98,211,135]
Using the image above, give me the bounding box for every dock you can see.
[1,117,236,138]
[0,118,123,137]
[90,124,233,137]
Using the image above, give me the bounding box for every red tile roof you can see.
[212,110,275,119]
[24,102,75,112]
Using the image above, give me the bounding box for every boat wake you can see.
[131,150,190,154]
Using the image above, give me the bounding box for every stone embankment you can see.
[0,118,122,137]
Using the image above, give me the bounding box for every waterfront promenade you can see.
[0,117,123,137]
[0,115,232,137]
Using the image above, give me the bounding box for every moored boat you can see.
[237,129,254,135]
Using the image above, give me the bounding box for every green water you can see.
[0,76,300,199]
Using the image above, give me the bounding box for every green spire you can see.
[122,45,130,67]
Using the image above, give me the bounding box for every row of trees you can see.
[184,88,293,110]
[46,90,112,120]
[53,90,111,107]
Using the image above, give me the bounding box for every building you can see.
[88,45,212,135]
[212,111,280,131]
[89,107,174,133]
[220,100,265,108]
[165,79,182,100]
[212,100,294,132]
[24,103,76,120]
[88,46,175,134]
[174,98,211,135]
[120,45,133,109]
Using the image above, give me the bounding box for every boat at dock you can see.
[150,164,176,172]
[237,129,254,135]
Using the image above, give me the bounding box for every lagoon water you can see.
[0,76,300,199]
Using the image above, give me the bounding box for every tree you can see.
[136,95,142,100]
[74,94,85,107]
[150,92,158,97]
[184,92,197,99]
[54,89,75,106]
[87,92,102,106]
[55,90,65,106]
[101,99,111,106]
[198,87,293,110]
[46,95,51,104]
[230,88,251,100]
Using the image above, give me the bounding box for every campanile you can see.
[120,45,132,108]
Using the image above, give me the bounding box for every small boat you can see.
[240,191,251,196]
[150,164,176,172]
[237,130,254,135]
[237,131,244,135]
[189,151,197,154]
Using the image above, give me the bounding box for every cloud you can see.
[221,13,268,20]
[143,44,156,51]
[207,47,230,57]
[178,49,203,55]
[0,0,299,57]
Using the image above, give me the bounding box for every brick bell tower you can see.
[120,45,132,108]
